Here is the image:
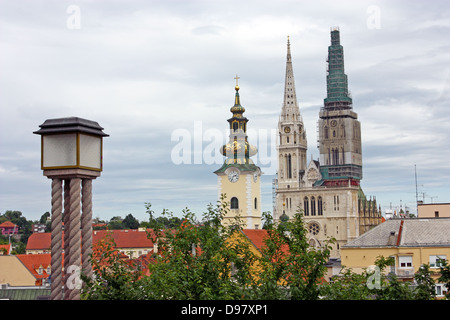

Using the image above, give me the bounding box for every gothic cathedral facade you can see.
[275,29,382,258]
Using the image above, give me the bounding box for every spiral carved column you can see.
[66,178,81,300]
[63,178,70,298]
[50,179,63,301]
[81,179,93,282]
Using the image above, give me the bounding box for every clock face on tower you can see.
[284,126,291,133]
[227,170,239,183]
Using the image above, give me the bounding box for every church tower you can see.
[274,30,382,258]
[276,37,307,218]
[318,27,362,185]
[214,78,262,229]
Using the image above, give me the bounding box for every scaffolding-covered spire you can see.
[324,28,353,110]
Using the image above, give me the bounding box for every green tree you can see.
[371,256,414,300]
[108,216,124,230]
[256,208,334,300]
[81,233,146,300]
[320,267,372,300]
[122,214,139,229]
[414,264,436,300]
[437,258,450,299]
[143,197,258,300]
[39,212,50,224]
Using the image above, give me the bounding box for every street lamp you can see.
[34,117,108,300]
[35,117,108,173]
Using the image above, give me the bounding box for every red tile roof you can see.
[92,229,154,248]
[240,229,290,256]
[16,253,52,280]
[26,229,155,251]
[26,233,51,251]
[0,244,11,255]
[240,229,269,252]
[0,221,17,228]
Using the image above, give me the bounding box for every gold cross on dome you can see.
[234,74,240,86]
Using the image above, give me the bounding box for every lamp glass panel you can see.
[43,134,77,167]
[79,134,101,169]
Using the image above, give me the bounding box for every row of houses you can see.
[1,216,449,298]
[341,217,450,297]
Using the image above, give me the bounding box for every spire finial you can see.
[234,74,240,91]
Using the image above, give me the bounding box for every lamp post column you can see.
[81,178,93,282]
[34,117,108,300]
[50,178,63,301]
[65,178,81,300]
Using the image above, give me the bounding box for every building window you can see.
[311,196,316,216]
[232,122,238,132]
[334,195,339,210]
[304,197,309,216]
[287,154,292,179]
[309,223,320,235]
[231,197,239,209]
[318,196,323,215]
[398,256,413,268]
[435,211,439,218]
[435,284,447,297]
[430,255,447,268]
[254,197,257,210]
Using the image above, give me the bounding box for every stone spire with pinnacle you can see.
[280,36,302,122]
[277,36,307,190]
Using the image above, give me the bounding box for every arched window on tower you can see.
[233,122,238,132]
[287,154,292,179]
[231,197,239,209]
[318,196,323,215]
[311,196,316,216]
[332,148,339,165]
[254,197,257,210]
[304,197,309,216]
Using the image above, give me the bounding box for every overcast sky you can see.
[1,0,449,222]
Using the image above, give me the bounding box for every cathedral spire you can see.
[277,36,307,192]
[281,36,301,121]
[324,27,352,110]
